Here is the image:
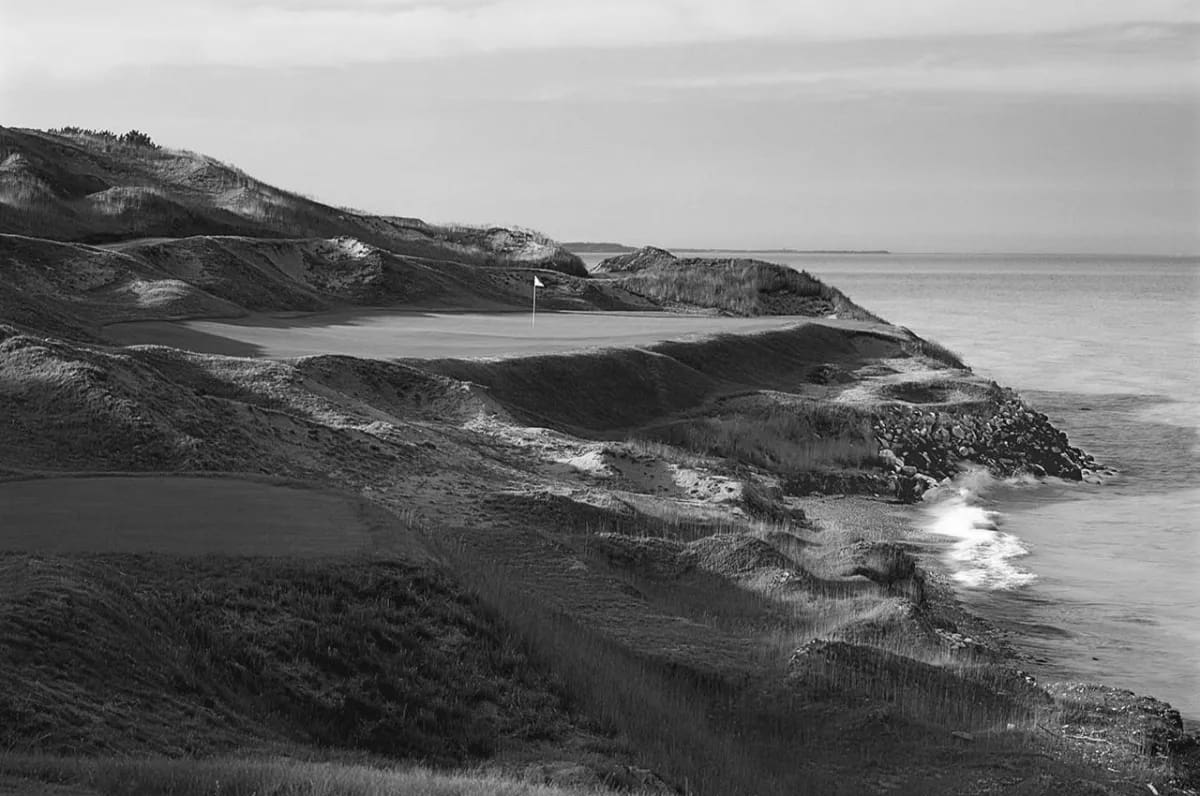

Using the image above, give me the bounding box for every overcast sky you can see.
[2,0,1198,253]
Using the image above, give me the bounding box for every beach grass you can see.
[639,401,879,473]
[0,755,617,796]
[618,260,835,316]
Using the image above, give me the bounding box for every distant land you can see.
[562,241,891,255]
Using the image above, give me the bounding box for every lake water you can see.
[620,251,1198,720]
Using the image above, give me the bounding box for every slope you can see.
[0,233,659,339]
[0,127,586,275]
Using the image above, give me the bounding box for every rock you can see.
[895,473,928,504]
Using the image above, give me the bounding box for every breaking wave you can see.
[920,468,1037,590]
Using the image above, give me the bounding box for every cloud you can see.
[640,43,1198,99]
[649,63,1195,99]
[2,0,1197,81]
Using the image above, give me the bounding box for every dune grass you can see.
[0,755,617,796]
[615,258,886,321]
[0,554,566,761]
[618,259,835,316]
[452,553,831,796]
[900,332,970,370]
[639,401,879,473]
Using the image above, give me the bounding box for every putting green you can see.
[0,475,423,557]
[104,310,812,360]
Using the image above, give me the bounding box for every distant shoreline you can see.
[563,242,891,255]
[674,248,892,255]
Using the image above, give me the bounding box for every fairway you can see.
[104,310,813,360]
[0,476,423,557]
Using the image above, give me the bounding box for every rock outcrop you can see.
[872,391,1098,502]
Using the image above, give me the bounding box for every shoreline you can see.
[936,474,1200,728]
[5,294,1197,791]
[3,315,1198,791]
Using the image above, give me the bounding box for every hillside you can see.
[0,233,662,338]
[3,315,1191,794]
[0,231,885,343]
[1,132,1196,796]
[0,127,586,275]
[0,129,895,337]
[597,247,885,321]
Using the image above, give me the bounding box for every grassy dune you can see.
[0,127,586,275]
[616,257,885,321]
[0,555,567,761]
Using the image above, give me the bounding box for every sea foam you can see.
[920,469,1036,590]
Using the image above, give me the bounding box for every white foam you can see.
[921,470,1036,590]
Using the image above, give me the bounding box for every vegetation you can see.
[1,126,584,274]
[451,549,830,795]
[901,331,970,370]
[619,259,834,315]
[639,401,879,473]
[0,554,566,761]
[0,756,618,796]
[48,127,159,148]
[616,258,884,320]
[3,126,1190,795]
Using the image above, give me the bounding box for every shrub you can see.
[48,127,158,148]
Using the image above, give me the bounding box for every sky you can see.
[2,0,1198,253]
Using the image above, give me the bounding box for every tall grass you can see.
[442,545,832,796]
[0,555,565,761]
[0,755,617,796]
[639,402,879,473]
[899,331,969,370]
[619,260,834,316]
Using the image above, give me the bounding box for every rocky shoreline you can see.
[874,389,1102,503]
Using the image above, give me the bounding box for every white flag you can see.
[533,275,545,288]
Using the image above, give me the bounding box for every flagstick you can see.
[531,278,537,328]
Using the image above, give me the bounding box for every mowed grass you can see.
[0,475,423,558]
[102,311,805,360]
[0,756,617,796]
